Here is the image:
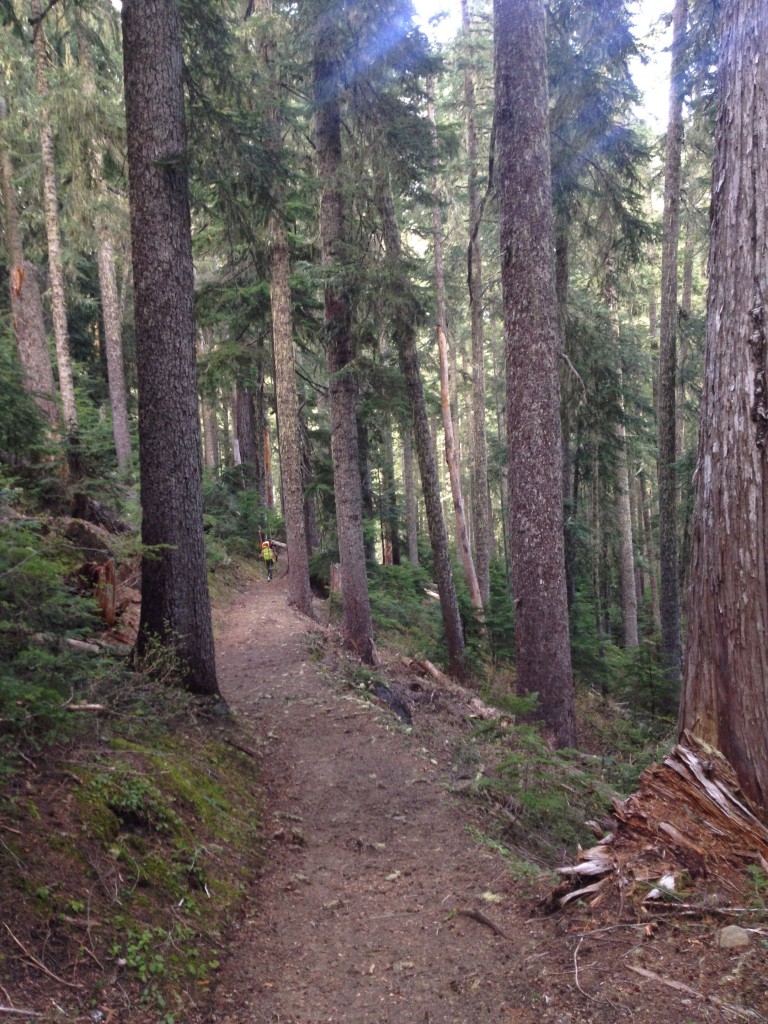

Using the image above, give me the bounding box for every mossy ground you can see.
[0,691,264,1023]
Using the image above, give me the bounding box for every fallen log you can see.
[401,656,508,723]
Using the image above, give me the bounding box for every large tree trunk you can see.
[428,87,484,619]
[680,0,768,816]
[378,180,467,680]
[32,1,78,435]
[495,0,576,746]
[0,98,58,425]
[657,0,688,685]
[123,0,218,696]
[461,0,492,607]
[269,210,314,616]
[313,18,376,663]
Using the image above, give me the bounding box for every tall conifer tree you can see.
[123,0,219,696]
[496,0,576,746]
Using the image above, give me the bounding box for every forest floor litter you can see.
[2,566,767,1023]
[192,572,768,1024]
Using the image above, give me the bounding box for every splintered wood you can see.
[550,731,768,912]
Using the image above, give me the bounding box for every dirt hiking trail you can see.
[198,572,766,1024]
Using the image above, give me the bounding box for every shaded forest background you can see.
[0,0,739,800]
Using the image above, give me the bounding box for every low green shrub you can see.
[0,519,103,770]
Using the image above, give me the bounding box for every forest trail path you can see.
[201,571,552,1024]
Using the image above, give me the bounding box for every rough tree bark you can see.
[657,0,688,685]
[313,14,376,662]
[122,0,218,696]
[680,0,768,815]
[495,0,576,746]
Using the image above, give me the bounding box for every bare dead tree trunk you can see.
[32,0,77,435]
[77,18,132,473]
[428,83,484,619]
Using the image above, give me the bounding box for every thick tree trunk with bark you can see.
[680,0,768,815]
[1,98,58,425]
[495,0,576,746]
[313,21,376,663]
[461,0,492,606]
[32,2,77,434]
[378,181,467,680]
[657,0,688,685]
[269,211,314,616]
[122,0,218,696]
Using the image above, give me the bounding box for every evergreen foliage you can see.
[0,516,101,770]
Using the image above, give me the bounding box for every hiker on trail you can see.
[261,539,277,581]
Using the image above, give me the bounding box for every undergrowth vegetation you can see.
[0,665,262,1021]
[0,513,105,772]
